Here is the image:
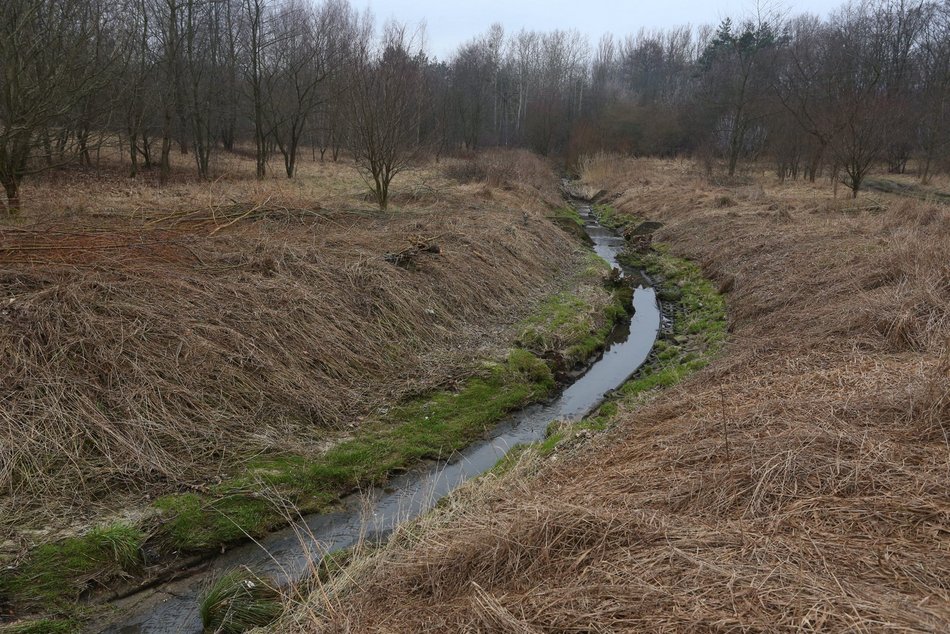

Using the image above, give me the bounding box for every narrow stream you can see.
[98,202,660,633]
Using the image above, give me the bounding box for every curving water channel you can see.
[97,202,660,633]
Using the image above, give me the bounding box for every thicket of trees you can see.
[2,0,949,212]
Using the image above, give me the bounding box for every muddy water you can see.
[98,203,659,634]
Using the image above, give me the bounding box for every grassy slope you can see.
[277,160,950,632]
[0,175,630,626]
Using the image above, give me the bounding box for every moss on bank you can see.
[616,244,726,401]
[507,216,727,470]
[517,251,630,368]
[0,239,628,624]
[0,525,143,612]
[0,620,78,634]
[592,204,626,230]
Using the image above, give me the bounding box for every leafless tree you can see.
[264,0,336,177]
[698,16,780,176]
[242,0,270,179]
[348,21,427,210]
[0,0,123,213]
[823,3,892,197]
[2,0,949,206]
[916,1,950,183]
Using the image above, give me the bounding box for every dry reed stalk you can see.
[0,152,584,547]
[281,159,950,633]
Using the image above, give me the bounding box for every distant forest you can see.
[2,0,949,210]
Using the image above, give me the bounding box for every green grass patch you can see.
[576,401,619,433]
[0,620,78,634]
[553,206,585,227]
[153,493,278,554]
[592,204,631,230]
[199,570,282,634]
[549,206,590,242]
[517,270,630,368]
[0,524,143,609]
[518,292,592,352]
[153,349,555,554]
[579,249,612,278]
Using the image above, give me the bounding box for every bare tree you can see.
[181,0,229,179]
[774,14,836,182]
[151,0,186,184]
[698,17,780,176]
[265,0,335,177]
[119,0,154,177]
[242,0,270,179]
[348,21,427,210]
[916,1,950,183]
[824,2,891,197]
[450,35,496,149]
[0,0,122,213]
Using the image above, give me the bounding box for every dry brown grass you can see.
[440,148,563,207]
[283,159,950,632]
[0,149,587,546]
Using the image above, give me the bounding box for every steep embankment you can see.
[283,159,950,632]
[1,151,629,622]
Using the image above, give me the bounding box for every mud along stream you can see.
[97,203,661,633]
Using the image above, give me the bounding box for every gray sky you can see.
[359,0,840,60]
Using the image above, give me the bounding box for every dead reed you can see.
[281,159,950,632]
[0,154,582,547]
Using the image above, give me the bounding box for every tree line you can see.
[2,0,948,213]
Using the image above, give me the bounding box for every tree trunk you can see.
[727,120,742,177]
[921,153,933,185]
[142,134,153,168]
[129,130,139,177]
[42,130,53,167]
[284,149,296,178]
[160,134,172,185]
[1,175,20,216]
[77,126,92,167]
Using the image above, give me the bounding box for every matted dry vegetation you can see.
[284,158,950,632]
[0,148,576,546]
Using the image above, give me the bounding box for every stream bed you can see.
[98,202,660,633]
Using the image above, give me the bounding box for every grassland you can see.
[0,147,636,626]
[275,158,950,632]
[0,147,640,627]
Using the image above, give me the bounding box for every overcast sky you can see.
[357,0,840,60]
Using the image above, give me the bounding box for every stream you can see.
[97,202,660,633]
